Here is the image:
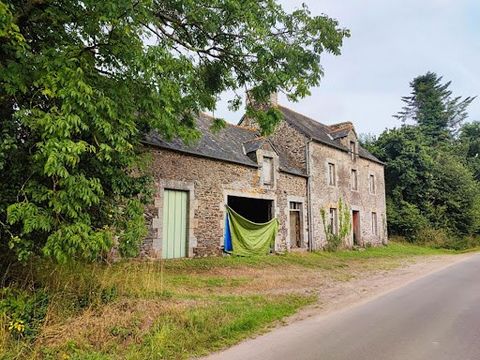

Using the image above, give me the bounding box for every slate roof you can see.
[142,113,307,176]
[242,137,267,154]
[277,106,383,164]
[330,129,349,140]
[144,113,258,167]
[143,105,383,175]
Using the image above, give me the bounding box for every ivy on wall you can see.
[320,198,351,251]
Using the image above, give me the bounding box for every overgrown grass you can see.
[129,294,312,360]
[32,294,313,360]
[0,241,465,359]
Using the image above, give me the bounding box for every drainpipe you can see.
[306,139,314,251]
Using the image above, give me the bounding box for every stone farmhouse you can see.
[141,95,387,259]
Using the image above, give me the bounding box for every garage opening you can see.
[227,196,273,223]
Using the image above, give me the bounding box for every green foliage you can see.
[115,199,148,258]
[365,72,480,246]
[386,198,429,240]
[429,153,480,235]
[0,0,349,264]
[0,288,49,339]
[416,227,480,250]
[395,72,476,142]
[458,121,480,181]
[245,106,284,136]
[320,198,351,251]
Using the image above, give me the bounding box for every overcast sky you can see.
[210,0,480,136]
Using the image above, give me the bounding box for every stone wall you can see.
[143,146,308,258]
[308,140,387,249]
[269,120,308,171]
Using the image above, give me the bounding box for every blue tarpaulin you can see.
[224,212,233,252]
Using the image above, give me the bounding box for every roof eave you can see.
[141,140,260,169]
[279,168,308,178]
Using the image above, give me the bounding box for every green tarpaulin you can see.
[226,206,279,256]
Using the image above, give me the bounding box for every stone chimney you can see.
[240,90,278,129]
[245,90,278,109]
[328,121,354,133]
[268,92,278,107]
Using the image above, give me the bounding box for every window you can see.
[328,163,336,186]
[369,174,376,194]
[350,141,356,160]
[263,157,273,185]
[329,208,338,235]
[290,202,301,210]
[371,212,378,236]
[351,169,358,191]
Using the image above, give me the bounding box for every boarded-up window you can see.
[369,174,376,194]
[329,208,338,235]
[328,163,336,186]
[350,141,356,160]
[351,169,358,190]
[263,157,273,185]
[371,212,378,236]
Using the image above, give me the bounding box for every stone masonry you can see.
[142,100,387,258]
[143,146,308,258]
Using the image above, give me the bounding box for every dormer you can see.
[243,137,279,188]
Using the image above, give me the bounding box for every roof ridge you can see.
[228,123,259,132]
[242,136,266,143]
[278,105,330,129]
[200,112,216,120]
[200,112,259,133]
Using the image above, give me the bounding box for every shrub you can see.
[387,199,429,241]
[416,227,450,248]
[0,288,49,339]
[416,228,480,250]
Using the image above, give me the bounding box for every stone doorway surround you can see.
[285,195,307,251]
[151,179,197,258]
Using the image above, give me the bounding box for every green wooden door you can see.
[162,190,188,259]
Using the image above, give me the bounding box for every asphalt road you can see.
[205,254,480,360]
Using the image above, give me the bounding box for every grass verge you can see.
[0,242,461,359]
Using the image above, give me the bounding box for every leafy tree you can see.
[0,1,349,263]
[458,121,480,181]
[364,126,435,237]
[429,153,480,235]
[365,73,480,242]
[395,72,476,143]
[364,126,435,209]
[367,126,480,239]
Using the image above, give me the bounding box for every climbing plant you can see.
[320,198,351,251]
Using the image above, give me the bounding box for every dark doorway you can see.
[352,210,360,246]
[227,196,273,223]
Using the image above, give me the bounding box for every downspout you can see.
[306,138,314,251]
